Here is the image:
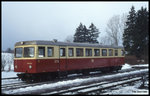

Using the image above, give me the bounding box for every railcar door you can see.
[59,46,67,71]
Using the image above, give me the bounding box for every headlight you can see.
[15,65,17,69]
[29,65,32,69]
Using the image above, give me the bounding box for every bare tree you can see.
[105,14,127,46]
[99,35,113,45]
[2,54,6,71]
[64,35,74,43]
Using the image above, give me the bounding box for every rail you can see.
[2,77,18,80]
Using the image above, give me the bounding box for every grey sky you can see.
[2,1,148,51]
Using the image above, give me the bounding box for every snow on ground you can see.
[102,80,149,95]
[3,69,149,94]
[1,71,18,78]
[1,63,149,95]
[121,63,132,69]
[132,64,149,67]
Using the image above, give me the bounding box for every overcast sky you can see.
[2,1,148,51]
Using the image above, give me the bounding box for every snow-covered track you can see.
[44,77,145,95]
[41,69,148,95]
[2,80,56,91]
[4,68,147,95]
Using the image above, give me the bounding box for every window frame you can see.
[38,47,45,57]
[115,49,118,56]
[85,48,92,56]
[94,49,100,56]
[24,47,35,58]
[15,47,23,58]
[47,47,54,57]
[68,48,74,57]
[102,49,107,56]
[76,48,84,57]
[60,48,66,57]
[108,49,113,56]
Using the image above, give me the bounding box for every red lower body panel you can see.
[14,57,124,73]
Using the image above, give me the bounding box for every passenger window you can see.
[115,50,118,56]
[94,49,100,56]
[60,48,65,57]
[24,47,34,57]
[86,49,92,56]
[48,47,54,57]
[109,49,113,56]
[68,48,74,57]
[76,48,83,56]
[102,49,107,56]
[38,47,45,57]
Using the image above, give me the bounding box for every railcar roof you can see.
[15,40,124,48]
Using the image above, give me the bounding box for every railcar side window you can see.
[68,48,74,57]
[48,47,54,57]
[76,48,83,56]
[24,47,34,57]
[15,48,23,58]
[109,49,113,56]
[38,47,45,57]
[102,49,107,56]
[60,48,66,57]
[115,50,118,56]
[94,49,100,56]
[86,49,92,56]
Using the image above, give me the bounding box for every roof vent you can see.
[21,41,24,45]
[53,39,58,42]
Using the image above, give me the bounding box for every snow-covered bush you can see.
[1,53,14,71]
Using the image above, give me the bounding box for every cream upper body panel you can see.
[14,42,125,60]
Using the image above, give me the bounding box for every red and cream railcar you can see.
[14,40,125,81]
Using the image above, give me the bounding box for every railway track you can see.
[41,70,148,95]
[2,67,148,95]
[1,67,139,90]
[2,77,18,80]
[43,76,148,95]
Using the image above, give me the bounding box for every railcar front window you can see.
[24,47,34,57]
[15,48,23,58]
[38,47,45,57]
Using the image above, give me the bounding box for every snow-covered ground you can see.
[102,80,149,95]
[1,71,17,78]
[1,63,149,95]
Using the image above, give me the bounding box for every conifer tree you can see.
[123,6,136,55]
[74,23,100,44]
[73,23,84,42]
[88,23,100,43]
[123,6,149,59]
[133,7,149,58]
